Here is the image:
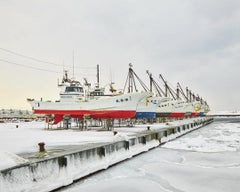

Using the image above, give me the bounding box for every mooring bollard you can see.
[38,142,46,152]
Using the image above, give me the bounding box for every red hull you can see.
[169,112,185,118]
[189,112,199,117]
[35,109,136,124]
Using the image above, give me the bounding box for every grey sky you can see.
[0,0,240,111]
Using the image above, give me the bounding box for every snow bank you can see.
[0,151,28,170]
[0,138,162,192]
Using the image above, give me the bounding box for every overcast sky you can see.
[0,0,240,111]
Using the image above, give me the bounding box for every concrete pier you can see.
[0,117,213,192]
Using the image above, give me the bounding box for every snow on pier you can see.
[0,117,213,192]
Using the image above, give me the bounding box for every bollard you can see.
[38,142,46,152]
[16,125,18,128]
[147,126,150,131]
[113,131,118,135]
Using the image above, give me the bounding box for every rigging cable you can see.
[0,47,62,67]
[0,47,97,70]
[0,58,97,77]
[0,58,61,74]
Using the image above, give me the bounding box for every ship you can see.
[147,73,206,118]
[27,65,209,124]
[27,70,149,124]
[123,64,156,119]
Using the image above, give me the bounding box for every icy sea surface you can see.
[60,118,240,192]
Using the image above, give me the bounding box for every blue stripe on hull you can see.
[134,112,156,119]
[199,112,205,116]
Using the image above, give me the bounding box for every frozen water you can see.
[60,118,240,192]
[163,119,240,152]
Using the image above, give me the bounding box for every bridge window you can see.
[65,87,83,93]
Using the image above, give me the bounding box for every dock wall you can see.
[0,117,213,192]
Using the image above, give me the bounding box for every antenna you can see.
[72,51,75,80]
[96,64,100,88]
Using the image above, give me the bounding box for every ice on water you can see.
[62,118,240,192]
[163,120,240,152]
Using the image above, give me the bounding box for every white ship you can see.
[147,74,205,118]
[27,71,149,124]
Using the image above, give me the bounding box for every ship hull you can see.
[189,112,199,117]
[156,112,185,118]
[155,98,186,118]
[29,92,148,124]
[169,112,185,118]
[156,112,171,118]
[134,98,156,119]
[198,112,205,116]
[135,112,156,119]
[35,109,136,119]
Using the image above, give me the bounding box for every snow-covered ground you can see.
[0,118,201,171]
[58,118,240,192]
[0,121,117,170]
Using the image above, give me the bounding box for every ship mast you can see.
[96,64,100,88]
[146,70,165,97]
[123,63,149,93]
[177,82,189,101]
[159,74,176,99]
